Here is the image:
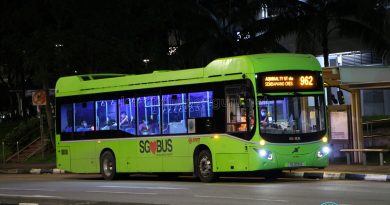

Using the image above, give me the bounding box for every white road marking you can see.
[194,195,288,203]
[99,185,188,190]
[19,203,39,205]
[0,193,61,198]
[0,188,56,192]
[86,190,157,195]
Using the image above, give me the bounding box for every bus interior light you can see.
[322,137,328,143]
[213,135,219,139]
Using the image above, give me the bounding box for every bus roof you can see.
[55,53,320,97]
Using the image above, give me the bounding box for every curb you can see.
[0,168,30,174]
[284,171,390,182]
[29,168,66,174]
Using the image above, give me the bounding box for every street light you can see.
[143,58,150,69]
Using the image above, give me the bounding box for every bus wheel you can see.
[100,151,117,180]
[196,149,217,182]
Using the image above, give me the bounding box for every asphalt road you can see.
[0,174,389,205]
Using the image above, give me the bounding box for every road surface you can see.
[0,174,389,205]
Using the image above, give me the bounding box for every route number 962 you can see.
[299,76,313,86]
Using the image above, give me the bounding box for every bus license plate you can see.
[288,162,305,167]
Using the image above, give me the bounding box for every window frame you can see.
[56,79,251,141]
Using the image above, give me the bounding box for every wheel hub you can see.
[103,158,113,176]
[199,156,211,177]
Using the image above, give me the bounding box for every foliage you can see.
[25,150,56,163]
[0,120,22,140]
[1,0,389,114]
[3,118,40,152]
[248,0,389,66]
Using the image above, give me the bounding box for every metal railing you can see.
[2,141,4,164]
[362,118,390,147]
[5,137,42,163]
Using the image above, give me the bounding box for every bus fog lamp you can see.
[259,149,267,157]
[317,146,330,158]
[322,146,330,154]
[258,149,273,160]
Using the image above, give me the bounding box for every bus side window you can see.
[188,91,213,118]
[137,95,161,136]
[74,101,95,132]
[162,93,187,134]
[60,103,73,133]
[118,98,136,135]
[96,100,118,131]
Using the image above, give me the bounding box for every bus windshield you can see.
[258,95,326,141]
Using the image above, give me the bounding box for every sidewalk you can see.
[301,164,390,174]
[0,162,56,174]
[286,164,390,182]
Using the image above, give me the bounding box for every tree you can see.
[249,0,389,67]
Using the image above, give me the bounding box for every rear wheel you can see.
[100,151,119,180]
[196,149,217,182]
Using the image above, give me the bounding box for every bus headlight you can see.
[317,146,331,158]
[258,149,273,160]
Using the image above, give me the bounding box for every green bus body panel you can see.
[56,135,328,173]
[55,53,320,97]
[55,53,328,175]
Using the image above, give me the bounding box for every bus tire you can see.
[196,149,217,182]
[100,151,118,180]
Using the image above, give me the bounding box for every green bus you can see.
[55,53,329,182]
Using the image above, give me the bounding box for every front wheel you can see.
[196,149,217,182]
[100,151,118,180]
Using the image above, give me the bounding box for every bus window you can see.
[188,91,213,118]
[162,93,187,134]
[137,95,160,135]
[96,100,117,131]
[118,98,136,135]
[225,86,251,132]
[258,96,326,134]
[60,104,73,133]
[74,101,94,132]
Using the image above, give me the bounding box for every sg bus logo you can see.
[139,139,173,155]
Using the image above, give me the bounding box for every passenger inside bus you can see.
[63,125,72,133]
[101,117,117,130]
[119,111,129,127]
[77,120,93,132]
[138,119,149,135]
[260,107,269,128]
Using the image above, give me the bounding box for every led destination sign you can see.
[258,71,320,92]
